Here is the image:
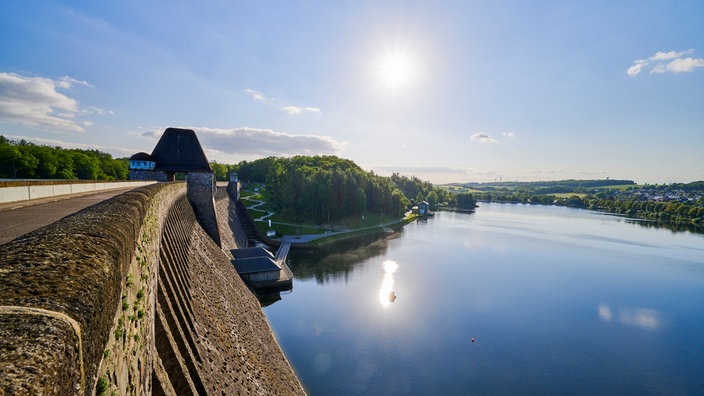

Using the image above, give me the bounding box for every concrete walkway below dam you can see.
[0,188,137,245]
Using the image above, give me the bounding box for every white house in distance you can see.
[128,152,156,171]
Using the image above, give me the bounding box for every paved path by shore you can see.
[0,188,136,245]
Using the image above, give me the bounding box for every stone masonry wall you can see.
[186,172,221,247]
[0,181,304,395]
[0,183,171,395]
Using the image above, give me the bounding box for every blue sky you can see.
[1,1,703,184]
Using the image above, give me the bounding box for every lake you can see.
[263,203,704,395]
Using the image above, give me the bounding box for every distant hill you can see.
[445,179,636,192]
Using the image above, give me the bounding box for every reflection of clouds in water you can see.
[598,303,613,321]
[379,260,398,308]
[598,303,662,330]
[620,308,661,330]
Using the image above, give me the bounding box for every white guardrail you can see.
[0,181,157,204]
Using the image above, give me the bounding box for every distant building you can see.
[129,152,155,171]
[129,127,222,245]
[418,201,429,215]
[128,127,213,181]
[230,247,292,290]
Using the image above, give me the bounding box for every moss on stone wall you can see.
[0,182,304,395]
[0,183,169,395]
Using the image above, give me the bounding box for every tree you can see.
[415,192,424,205]
[241,155,411,223]
[72,152,101,179]
[0,137,21,178]
[426,191,439,210]
[210,161,229,181]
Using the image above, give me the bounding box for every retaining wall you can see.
[0,181,156,204]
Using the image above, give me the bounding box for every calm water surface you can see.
[264,203,704,395]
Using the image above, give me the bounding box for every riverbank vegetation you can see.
[444,179,704,230]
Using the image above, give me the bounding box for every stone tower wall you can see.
[186,172,221,247]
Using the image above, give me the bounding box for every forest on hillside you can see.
[390,173,476,210]
[235,156,410,223]
[0,136,128,180]
[235,156,477,224]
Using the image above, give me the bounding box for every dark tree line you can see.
[0,136,128,180]
[476,191,704,229]
[390,173,476,210]
[235,156,410,223]
[390,173,444,205]
[461,179,636,192]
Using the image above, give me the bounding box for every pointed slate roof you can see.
[150,128,213,173]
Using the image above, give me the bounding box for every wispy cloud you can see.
[0,72,107,132]
[627,49,704,77]
[244,88,321,116]
[502,131,516,138]
[142,126,345,157]
[470,132,497,143]
[243,88,272,103]
[282,105,321,115]
[58,76,94,89]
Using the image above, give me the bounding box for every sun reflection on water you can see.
[379,260,399,308]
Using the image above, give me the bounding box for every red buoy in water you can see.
[471,338,475,343]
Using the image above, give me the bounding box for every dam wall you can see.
[0,182,304,395]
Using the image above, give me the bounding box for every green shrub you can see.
[96,376,109,395]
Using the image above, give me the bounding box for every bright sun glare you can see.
[376,52,415,89]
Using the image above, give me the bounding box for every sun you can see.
[376,51,415,89]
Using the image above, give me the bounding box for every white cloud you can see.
[0,72,102,132]
[627,49,704,76]
[245,88,321,116]
[502,131,516,138]
[142,126,345,157]
[243,88,272,103]
[282,105,321,115]
[665,57,704,73]
[58,76,94,89]
[470,132,497,143]
[626,63,643,77]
